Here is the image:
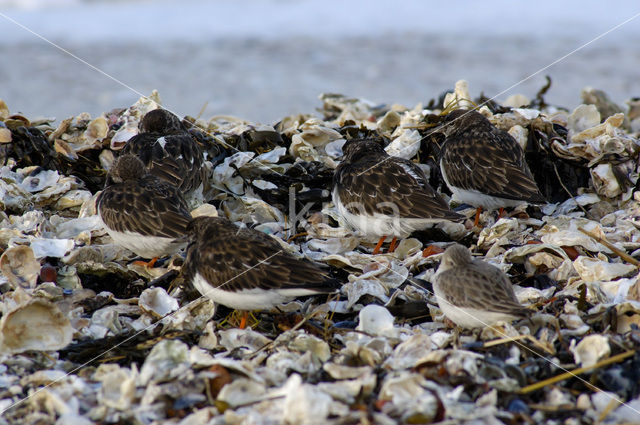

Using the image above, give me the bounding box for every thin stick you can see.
[519,349,636,394]
[578,227,640,267]
[552,162,591,219]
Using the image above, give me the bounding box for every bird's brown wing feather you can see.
[334,154,462,221]
[442,126,545,203]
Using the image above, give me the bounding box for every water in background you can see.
[1,0,639,123]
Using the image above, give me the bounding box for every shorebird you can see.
[97,154,192,266]
[183,216,341,328]
[333,139,463,254]
[121,108,206,205]
[437,109,545,226]
[433,244,530,328]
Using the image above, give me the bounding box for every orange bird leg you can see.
[132,257,158,268]
[239,311,249,329]
[473,207,483,227]
[388,236,398,253]
[372,236,387,254]
[498,207,505,219]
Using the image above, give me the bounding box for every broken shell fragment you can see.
[0,298,73,354]
[0,245,41,289]
[571,334,610,367]
[139,287,179,318]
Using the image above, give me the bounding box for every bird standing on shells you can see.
[121,108,206,206]
[183,216,341,328]
[437,109,546,226]
[333,139,464,254]
[97,154,192,266]
[433,244,530,329]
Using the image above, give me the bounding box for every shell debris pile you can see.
[1,81,640,424]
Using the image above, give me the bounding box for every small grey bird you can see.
[433,244,530,328]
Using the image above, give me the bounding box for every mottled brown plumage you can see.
[121,109,206,195]
[438,109,545,209]
[332,139,463,240]
[96,154,192,258]
[183,216,341,310]
[433,244,530,328]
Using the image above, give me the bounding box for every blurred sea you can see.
[1,0,639,123]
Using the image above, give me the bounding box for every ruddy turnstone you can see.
[332,139,463,254]
[121,108,206,201]
[183,216,341,327]
[97,154,192,263]
[433,244,530,329]
[437,109,545,225]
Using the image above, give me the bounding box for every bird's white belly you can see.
[192,273,323,310]
[440,161,526,210]
[433,283,519,329]
[332,187,439,239]
[106,229,183,259]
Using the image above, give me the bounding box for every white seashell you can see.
[443,80,474,110]
[0,127,11,143]
[190,202,218,219]
[110,123,138,149]
[573,256,636,281]
[539,218,611,253]
[0,245,40,289]
[139,339,191,385]
[217,377,266,407]
[571,334,610,367]
[281,374,333,425]
[19,169,60,193]
[253,146,286,163]
[95,364,137,410]
[83,116,108,145]
[139,287,179,318]
[0,298,73,354]
[567,104,600,134]
[477,218,520,250]
[508,125,528,150]
[55,189,92,210]
[52,215,103,239]
[251,179,277,190]
[346,279,388,309]
[30,238,74,258]
[384,129,421,160]
[307,237,359,255]
[591,163,622,198]
[571,113,625,143]
[53,139,78,161]
[356,305,395,336]
[317,372,377,405]
[323,363,372,380]
[377,110,402,136]
[383,334,432,370]
[513,107,540,120]
[378,371,439,422]
[218,328,272,353]
[324,138,347,159]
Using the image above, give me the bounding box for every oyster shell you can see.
[0,298,73,354]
